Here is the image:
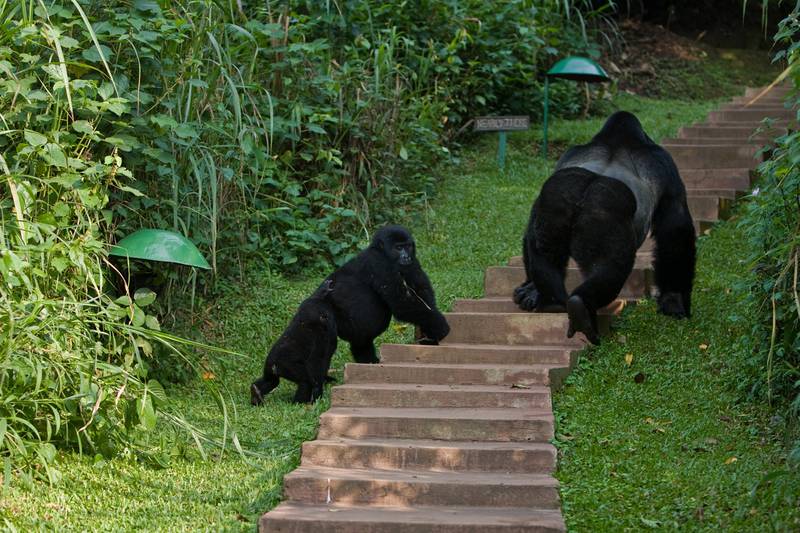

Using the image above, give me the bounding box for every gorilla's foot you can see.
[417,337,439,346]
[250,383,265,406]
[566,295,600,345]
[515,286,540,311]
[513,282,532,305]
[657,292,688,318]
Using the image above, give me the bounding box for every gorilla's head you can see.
[372,225,417,268]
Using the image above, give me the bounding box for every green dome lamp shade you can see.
[109,229,211,269]
[542,56,611,156]
[546,56,611,82]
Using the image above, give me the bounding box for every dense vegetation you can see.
[0,0,616,482]
[731,2,800,504]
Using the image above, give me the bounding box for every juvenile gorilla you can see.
[325,225,450,363]
[250,280,337,405]
[514,111,696,344]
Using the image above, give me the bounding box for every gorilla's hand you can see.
[657,292,688,318]
[422,313,450,342]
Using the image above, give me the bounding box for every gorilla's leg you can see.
[250,368,280,406]
[652,196,696,318]
[568,179,637,344]
[350,341,379,364]
[292,382,313,403]
[304,354,330,402]
[527,225,570,312]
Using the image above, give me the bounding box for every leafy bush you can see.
[0,1,208,483]
[733,2,800,509]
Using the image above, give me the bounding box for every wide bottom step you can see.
[261,503,566,533]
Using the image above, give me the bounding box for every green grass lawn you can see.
[3,83,797,530]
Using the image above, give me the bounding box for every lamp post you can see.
[542,56,611,157]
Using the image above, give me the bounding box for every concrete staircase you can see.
[259,85,792,532]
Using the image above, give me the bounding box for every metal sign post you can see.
[474,115,530,170]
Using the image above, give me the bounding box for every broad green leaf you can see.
[24,130,47,147]
[115,295,132,306]
[42,143,68,167]
[133,288,156,307]
[145,315,160,331]
[82,44,113,63]
[137,396,157,431]
[132,306,146,327]
[72,120,95,134]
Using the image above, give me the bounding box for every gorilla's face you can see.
[391,237,415,266]
[373,226,417,268]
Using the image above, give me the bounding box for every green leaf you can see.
[82,44,113,63]
[41,143,68,167]
[137,396,157,431]
[51,256,69,273]
[115,295,132,306]
[173,123,198,139]
[132,306,146,327]
[399,146,409,160]
[134,288,156,307]
[72,120,95,134]
[24,130,47,147]
[145,315,160,331]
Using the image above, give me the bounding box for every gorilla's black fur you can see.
[325,225,450,363]
[251,280,337,404]
[514,111,696,344]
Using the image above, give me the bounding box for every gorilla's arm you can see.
[370,260,450,342]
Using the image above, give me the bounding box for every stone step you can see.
[744,85,792,97]
[686,187,741,200]
[283,466,561,508]
[300,438,558,474]
[707,109,796,122]
[663,136,768,146]
[700,120,791,129]
[261,503,566,533]
[332,382,552,409]
[678,124,785,139]
[343,363,564,389]
[379,343,577,366]
[318,407,555,442]
[442,312,593,346]
[452,298,630,324]
[718,102,795,112]
[729,95,788,105]
[665,143,760,169]
[484,265,651,300]
[688,195,723,220]
[680,168,754,190]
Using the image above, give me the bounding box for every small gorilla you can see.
[514,111,696,344]
[250,280,338,405]
[325,225,450,364]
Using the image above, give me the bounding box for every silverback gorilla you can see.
[514,111,696,344]
[325,225,450,363]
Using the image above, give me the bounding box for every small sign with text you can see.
[473,115,530,132]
